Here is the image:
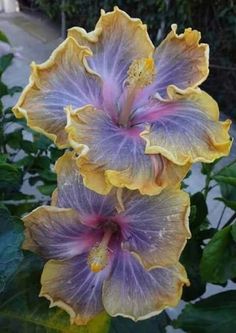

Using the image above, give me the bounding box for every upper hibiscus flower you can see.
[23,151,190,325]
[13,7,232,195]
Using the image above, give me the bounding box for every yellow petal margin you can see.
[154,23,209,92]
[40,260,110,329]
[102,258,189,321]
[68,6,154,61]
[12,37,97,148]
[141,86,232,166]
[66,105,191,196]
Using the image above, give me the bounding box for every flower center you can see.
[87,228,113,273]
[118,57,155,127]
[127,57,155,88]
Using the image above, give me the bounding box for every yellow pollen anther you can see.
[88,244,109,273]
[87,229,113,273]
[127,57,155,88]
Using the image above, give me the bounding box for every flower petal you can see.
[140,87,232,165]
[66,105,190,195]
[54,151,117,220]
[121,187,190,269]
[102,250,189,320]
[13,37,101,147]
[40,254,110,325]
[23,206,99,260]
[153,24,209,98]
[68,7,154,117]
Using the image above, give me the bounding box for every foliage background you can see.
[1,1,236,332]
[29,0,236,120]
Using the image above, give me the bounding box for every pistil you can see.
[87,229,113,273]
[119,57,155,127]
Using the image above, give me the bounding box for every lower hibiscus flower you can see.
[23,151,190,325]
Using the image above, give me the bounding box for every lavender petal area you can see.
[120,188,190,268]
[23,206,100,260]
[54,151,117,219]
[40,253,111,325]
[102,249,188,320]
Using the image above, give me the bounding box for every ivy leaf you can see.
[200,224,236,284]
[0,253,111,333]
[0,204,23,293]
[173,291,236,333]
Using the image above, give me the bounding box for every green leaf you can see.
[39,170,57,183]
[216,197,236,211]
[215,161,236,211]
[50,146,64,162]
[32,156,51,170]
[110,311,170,333]
[179,196,211,301]
[7,86,22,96]
[37,184,56,196]
[5,129,23,149]
[231,223,236,242]
[173,291,236,333]
[213,161,236,186]
[0,31,9,43]
[0,253,111,333]
[0,54,13,75]
[190,192,208,235]
[0,154,7,163]
[200,225,236,283]
[16,155,35,168]
[0,81,8,97]
[180,239,206,301]
[0,160,22,192]
[21,140,38,154]
[201,158,221,175]
[0,204,23,293]
[6,201,41,216]
[33,133,52,151]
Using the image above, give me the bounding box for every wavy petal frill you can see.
[40,252,188,324]
[138,87,232,165]
[53,151,117,218]
[23,151,190,324]
[13,37,102,147]
[66,105,190,195]
[121,188,191,268]
[40,254,111,325]
[153,24,209,98]
[102,250,189,321]
[68,7,154,116]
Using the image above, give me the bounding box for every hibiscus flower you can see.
[13,7,231,195]
[23,151,190,324]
